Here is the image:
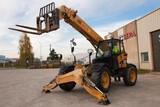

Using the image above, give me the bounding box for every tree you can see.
[47,48,58,61]
[19,33,34,64]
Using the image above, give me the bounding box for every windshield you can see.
[96,39,123,58]
[96,41,110,57]
[96,38,124,57]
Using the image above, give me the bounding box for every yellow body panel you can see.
[42,68,109,102]
[117,53,128,68]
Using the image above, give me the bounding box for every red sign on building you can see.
[123,30,136,40]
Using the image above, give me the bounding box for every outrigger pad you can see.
[98,99,111,105]
[41,89,51,93]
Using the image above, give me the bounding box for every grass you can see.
[0,66,16,69]
[0,65,26,69]
[138,69,151,74]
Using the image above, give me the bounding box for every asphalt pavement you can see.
[0,68,160,107]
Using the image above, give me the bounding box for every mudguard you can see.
[91,63,108,73]
[59,65,75,74]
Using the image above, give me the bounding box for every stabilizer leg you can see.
[98,99,111,105]
[82,76,111,105]
[42,78,58,93]
[42,69,111,105]
[42,69,82,92]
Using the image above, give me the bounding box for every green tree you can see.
[19,33,34,64]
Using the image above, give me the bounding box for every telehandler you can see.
[9,2,137,105]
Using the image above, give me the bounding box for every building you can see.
[0,55,5,61]
[105,8,160,71]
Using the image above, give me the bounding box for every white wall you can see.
[137,8,160,70]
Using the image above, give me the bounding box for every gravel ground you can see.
[0,68,160,107]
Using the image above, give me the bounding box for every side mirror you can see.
[71,47,74,53]
[72,41,77,46]
[87,49,94,64]
[70,38,77,46]
[70,38,76,53]
[87,49,94,56]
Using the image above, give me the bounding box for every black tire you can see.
[123,64,137,86]
[91,67,111,93]
[59,66,76,91]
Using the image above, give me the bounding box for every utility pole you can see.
[3,60,5,67]
[50,44,51,52]
[40,42,42,67]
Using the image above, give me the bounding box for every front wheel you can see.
[59,66,76,91]
[123,64,137,86]
[91,67,111,93]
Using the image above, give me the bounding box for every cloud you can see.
[0,0,155,60]
[62,0,148,20]
[94,19,135,37]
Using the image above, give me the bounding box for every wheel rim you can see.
[101,71,110,89]
[130,69,136,83]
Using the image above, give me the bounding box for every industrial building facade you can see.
[105,8,160,71]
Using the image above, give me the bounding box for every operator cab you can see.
[93,38,127,72]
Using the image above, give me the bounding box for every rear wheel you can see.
[59,66,76,91]
[91,67,111,93]
[123,64,137,86]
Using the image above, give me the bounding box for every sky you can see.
[0,0,160,60]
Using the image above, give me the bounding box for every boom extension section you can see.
[9,2,108,51]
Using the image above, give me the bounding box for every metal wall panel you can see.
[137,9,160,70]
[105,21,139,69]
[122,21,139,69]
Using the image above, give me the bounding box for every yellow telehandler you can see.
[9,2,137,105]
